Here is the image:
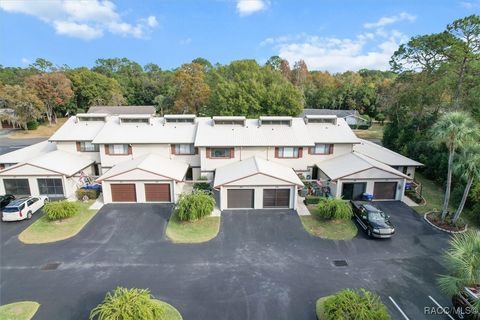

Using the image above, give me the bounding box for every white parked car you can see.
[2,196,49,221]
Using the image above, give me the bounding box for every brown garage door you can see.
[373,182,397,200]
[263,189,290,208]
[227,189,254,208]
[111,184,136,202]
[145,184,171,202]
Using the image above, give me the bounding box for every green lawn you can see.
[353,123,384,140]
[315,296,332,320]
[414,172,478,230]
[414,172,454,215]
[153,300,183,320]
[18,201,97,244]
[300,206,358,240]
[0,301,40,320]
[166,213,220,243]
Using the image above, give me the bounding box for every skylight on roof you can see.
[304,115,337,125]
[259,116,292,126]
[212,116,246,126]
[76,113,107,122]
[164,114,196,123]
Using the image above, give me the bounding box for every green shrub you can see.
[193,176,212,193]
[375,113,386,125]
[43,201,80,221]
[26,120,39,130]
[176,191,215,221]
[89,287,165,320]
[76,189,99,200]
[305,195,321,204]
[405,189,422,204]
[322,289,390,320]
[313,198,352,220]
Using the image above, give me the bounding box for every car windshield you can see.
[3,206,20,212]
[368,211,386,222]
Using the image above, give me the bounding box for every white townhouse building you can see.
[0,111,422,210]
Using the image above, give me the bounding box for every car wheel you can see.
[367,228,372,238]
[27,211,32,220]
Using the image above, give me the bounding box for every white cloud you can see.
[262,11,415,72]
[364,12,416,29]
[236,0,267,16]
[461,0,480,8]
[0,0,158,40]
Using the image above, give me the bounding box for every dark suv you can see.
[452,286,479,319]
[351,201,395,238]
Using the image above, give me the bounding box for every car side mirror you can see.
[362,215,367,220]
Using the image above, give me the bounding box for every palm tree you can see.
[438,231,480,311]
[431,112,477,221]
[452,142,480,224]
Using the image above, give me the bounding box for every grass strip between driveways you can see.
[153,300,183,320]
[18,201,97,244]
[166,213,220,243]
[300,216,358,240]
[301,204,357,240]
[0,301,40,320]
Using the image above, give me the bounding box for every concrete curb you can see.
[423,212,468,234]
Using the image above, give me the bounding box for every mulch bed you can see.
[425,211,467,232]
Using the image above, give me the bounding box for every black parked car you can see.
[351,201,395,238]
[0,194,15,209]
[452,285,479,319]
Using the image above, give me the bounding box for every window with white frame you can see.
[210,148,232,158]
[312,143,333,155]
[277,147,299,158]
[173,144,195,155]
[79,141,99,152]
[108,144,129,155]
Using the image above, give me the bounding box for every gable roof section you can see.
[195,118,314,147]
[88,106,156,115]
[0,140,56,164]
[0,150,94,176]
[49,116,107,141]
[97,153,188,182]
[353,139,423,167]
[305,117,360,144]
[92,116,201,144]
[317,152,410,180]
[213,156,303,187]
[302,109,359,118]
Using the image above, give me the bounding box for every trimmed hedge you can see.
[176,191,215,222]
[405,189,422,204]
[305,195,322,205]
[193,176,212,193]
[312,198,352,220]
[76,189,99,200]
[26,120,39,130]
[321,289,390,320]
[44,201,80,221]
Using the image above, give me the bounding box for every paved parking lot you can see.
[0,202,454,319]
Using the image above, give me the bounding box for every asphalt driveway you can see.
[0,202,453,319]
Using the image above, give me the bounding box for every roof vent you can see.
[76,113,107,122]
[212,116,246,126]
[304,115,337,125]
[259,116,292,126]
[119,114,151,124]
[164,114,196,124]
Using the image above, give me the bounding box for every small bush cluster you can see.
[89,287,165,320]
[176,191,215,222]
[193,176,212,193]
[44,201,80,221]
[313,198,352,220]
[405,189,422,204]
[322,289,390,320]
[26,120,39,130]
[350,124,371,130]
[76,189,99,200]
[304,195,322,205]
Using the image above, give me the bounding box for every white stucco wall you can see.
[0,175,79,199]
[55,141,101,163]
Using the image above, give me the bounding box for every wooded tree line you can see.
[0,53,396,128]
[384,14,480,222]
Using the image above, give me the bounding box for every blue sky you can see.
[0,0,478,72]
